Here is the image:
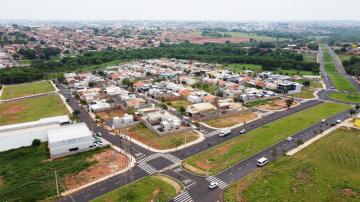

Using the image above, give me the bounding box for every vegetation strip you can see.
[184,102,350,175]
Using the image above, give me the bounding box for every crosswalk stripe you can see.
[137,153,161,164]
[138,162,157,174]
[162,153,181,163]
[173,191,194,202]
[205,176,229,189]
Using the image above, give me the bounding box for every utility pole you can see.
[54,170,60,197]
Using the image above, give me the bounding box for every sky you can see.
[1,0,359,21]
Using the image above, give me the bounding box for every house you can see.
[277,81,302,94]
[186,102,217,117]
[112,114,134,129]
[187,95,202,104]
[90,100,112,112]
[47,123,94,159]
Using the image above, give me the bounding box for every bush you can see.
[31,139,41,147]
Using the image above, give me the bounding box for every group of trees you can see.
[17,47,61,60]
[343,56,360,76]
[0,31,29,45]
[0,42,318,84]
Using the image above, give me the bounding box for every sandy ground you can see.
[64,149,129,190]
[95,108,125,121]
[258,99,297,111]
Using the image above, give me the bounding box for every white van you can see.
[219,128,231,137]
[257,157,269,167]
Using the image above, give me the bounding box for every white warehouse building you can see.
[47,123,94,159]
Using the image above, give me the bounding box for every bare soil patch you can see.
[0,105,25,115]
[205,112,258,128]
[64,149,128,190]
[258,99,297,111]
[339,188,359,198]
[95,108,125,121]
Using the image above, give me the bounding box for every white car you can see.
[209,181,218,189]
[257,157,269,167]
[286,136,293,142]
[240,129,247,134]
[336,119,342,124]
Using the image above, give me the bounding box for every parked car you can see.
[321,119,326,123]
[208,181,218,189]
[219,128,231,137]
[240,129,247,134]
[286,136,293,142]
[257,157,269,167]
[336,119,342,124]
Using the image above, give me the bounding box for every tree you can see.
[302,80,311,88]
[161,103,168,110]
[31,139,41,147]
[350,108,357,116]
[285,98,294,109]
[179,106,186,115]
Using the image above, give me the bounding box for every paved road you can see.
[318,46,335,90]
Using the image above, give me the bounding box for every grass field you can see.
[1,81,55,100]
[204,111,258,128]
[297,79,323,89]
[328,73,357,92]
[93,176,178,202]
[0,95,69,126]
[223,64,316,75]
[303,53,317,63]
[244,99,273,108]
[0,143,108,201]
[339,54,360,62]
[328,92,360,103]
[127,123,200,150]
[218,32,289,42]
[289,88,316,99]
[223,127,360,202]
[168,100,192,113]
[184,102,350,175]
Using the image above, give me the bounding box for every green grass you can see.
[0,95,69,126]
[223,64,316,75]
[289,88,315,99]
[191,83,219,95]
[325,63,337,72]
[224,63,262,73]
[92,176,177,202]
[303,53,317,63]
[328,92,360,103]
[223,127,360,202]
[244,99,273,108]
[339,54,360,62]
[167,100,192,112]
[218,32,289,42]
[0,143,108,201]
[297,79,323,88]
[184,102,350,175]
[1,81,55,100]
[328,73,357,92]
[128,123,200,150]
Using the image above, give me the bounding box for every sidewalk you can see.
[117,130,205,153]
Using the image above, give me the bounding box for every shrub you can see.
[31,139,41,147]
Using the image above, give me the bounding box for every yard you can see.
[328,92,360,103]
[92,176,180,202]
[289,88,316,99]
[223,127,360,202]
[303,53,317,63]
[297,79,323,89]
[125,123,200,150]
[183,102,350,175]
[0,144,118,201]
[95,107,125,121]
[167,100,192,113]
[257,98,298,111]
[204,111,258,128]
[0,95,69,126]
[0,80,55,100]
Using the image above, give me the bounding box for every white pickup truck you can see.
[219,128,231,137]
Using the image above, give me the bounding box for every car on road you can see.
[219,128,231,137]
[336,119,342,124]
[240,129,247,134]
[321,119,326,123]
[257,157,269,167]
[209,181,218,189]
[96,132,103,137]
[331,86,335,89]
[286,136,293,142]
